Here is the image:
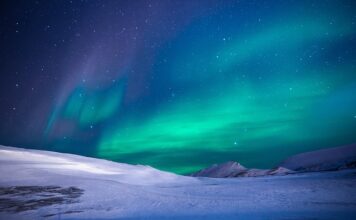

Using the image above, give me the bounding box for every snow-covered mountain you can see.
[279,143,356,171]
[191,144,356,178]
[1,145,356,219]
[190,161,247,177]
[191,162,294,178]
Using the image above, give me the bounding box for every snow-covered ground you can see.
[0,146,355,219]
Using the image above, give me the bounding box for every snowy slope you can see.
[1,145,356,220]
[279,144,356,171]
[0,146,193,186]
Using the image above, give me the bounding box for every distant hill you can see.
[191,144,356,178]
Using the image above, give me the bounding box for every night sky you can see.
[1,0,356,174]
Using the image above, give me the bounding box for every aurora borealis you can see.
[0,0,356,174]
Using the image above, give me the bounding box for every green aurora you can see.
[97,7,356,173]
[34,0,356,174]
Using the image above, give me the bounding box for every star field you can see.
[0,0,356,174]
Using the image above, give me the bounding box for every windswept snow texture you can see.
[0,146,356,220]
[0,186,84,213]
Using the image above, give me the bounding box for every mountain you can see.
[191,144,356,178]
[279,144,356,171]
[190,161,247,177]
[191,163,294,178]
[0,145,356,219]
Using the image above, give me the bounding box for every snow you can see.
[191,162,294,178]
[279,143,356,171]
[1,145,356,219]
[191,161,247,177]
[0,146,193,186]
[0,149,119,175]
[192,144,356,178]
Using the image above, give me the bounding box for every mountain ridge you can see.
[191,144,356,178]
